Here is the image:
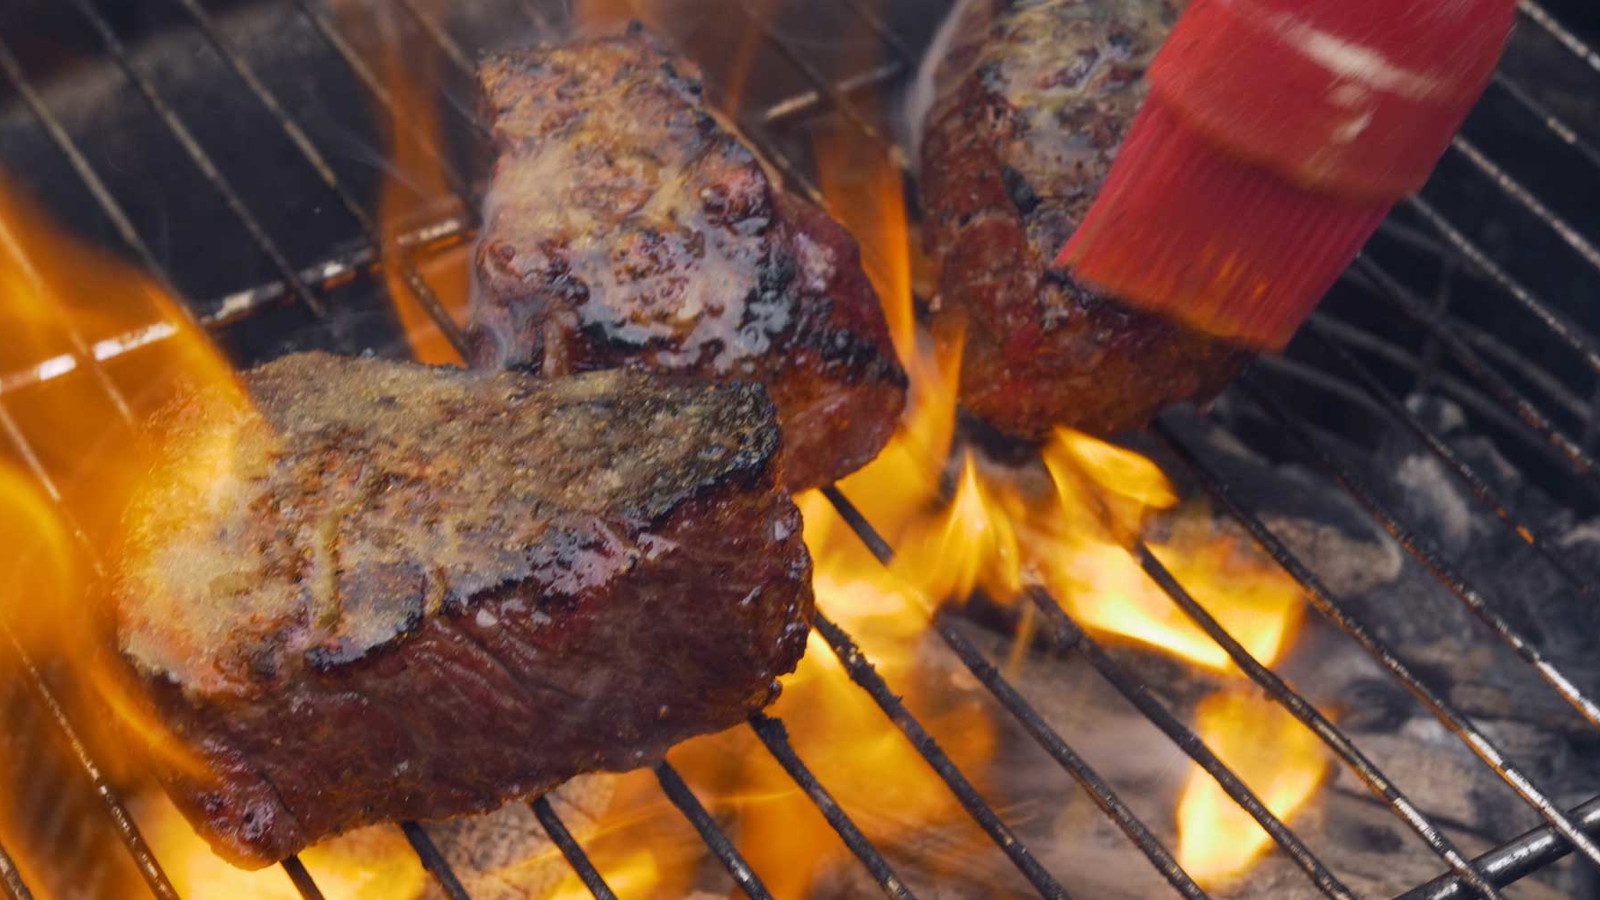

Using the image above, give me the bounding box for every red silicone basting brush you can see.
[1056,0,1517,352]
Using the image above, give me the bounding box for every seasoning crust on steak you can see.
[114,352,813,867]
[919,0,1252,438]
[470,30,907,490]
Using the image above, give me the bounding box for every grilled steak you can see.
[918,0,1252,438]
[113,353,812,867]
[470,30,907,490]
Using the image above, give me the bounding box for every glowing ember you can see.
[1176,690,1331,885]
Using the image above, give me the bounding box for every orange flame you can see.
[335,0,469,365]
[1039,429,1305,672]
[889,453,1024,606]
[139,792,427,900]
[0,463,79,653]
[0,1,1336,890]
[661,490,997,897]
[1176,690,1331,885]
[0,173,247,773]
[0,172,269,891]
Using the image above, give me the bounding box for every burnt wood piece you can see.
[469,30,908,491]
[113,352,813,867]
[919,0,1252,439]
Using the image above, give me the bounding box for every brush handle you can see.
[1056,0,1516,351]
[1152,0,1516,200]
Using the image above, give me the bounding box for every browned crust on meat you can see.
[920,0,1251,438]
[114,353,812,866]
[470,30,906,488]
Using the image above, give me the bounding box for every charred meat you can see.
[470,31,907,490]
[113,353,812,866]
[918,0,1252,438]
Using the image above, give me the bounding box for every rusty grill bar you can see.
[0,0,1597,898]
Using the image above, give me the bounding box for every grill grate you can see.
[0,0,1597,898]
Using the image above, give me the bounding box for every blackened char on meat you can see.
[470,30,907,490]
[113,353,813,867]
[919,0,1252,438]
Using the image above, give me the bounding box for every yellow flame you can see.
[1038,429,1304,672]
[890,453,1024,605]
[139,792,426,900]
[550,850,660,899]
[1177,690,1331,886]
[0,464,78,650]
[0,173,250,794]
[0,2,1334,889]
[685,491,997,896]
[816,118,915,366]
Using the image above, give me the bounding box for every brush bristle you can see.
[1057,100,1392,352]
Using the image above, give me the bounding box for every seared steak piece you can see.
[919,0,1252,439]
[470,31,907,490]
[114,352,812,867]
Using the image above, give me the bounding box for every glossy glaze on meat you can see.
[919,0,1252,438]
[114,353,812,866]
[470,30,907,489]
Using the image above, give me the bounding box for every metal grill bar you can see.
[1488,72,1600,175]
[0,839,31,900]
[280,857,326,900]
[401,822,472,900]
[1241,368,1600,723]
[0,1,1596,897]
[0,218,137,429]
[759,61,905,127]
[1343,253,1595,429]
[653,762,774,900]
[747,713,916,899]
[61,0,330,319]
[397,0,478,75]
[1044,444,1505,895]
[171,0,473,358]
[1124,540,1501,897]
[1151,418,1600,877]
[1025,588,1356,899]
[0,41,176,300]
[1447,136,1600,277]
[1353,257,1600,490]
[819,488,1212,900]
[1306,324,1595,594]
[1399,796,1600,900]
[1237,374,1600,733]
[530,797,617,900]
[388,0,495,143]
[1518,1,1600,74]
[1285,317,1555,457]
[809,612,1070,898]
[1402,195,1600,376]
[287,0,475,204]
[1,628,178,900]
[732,0,910,171]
